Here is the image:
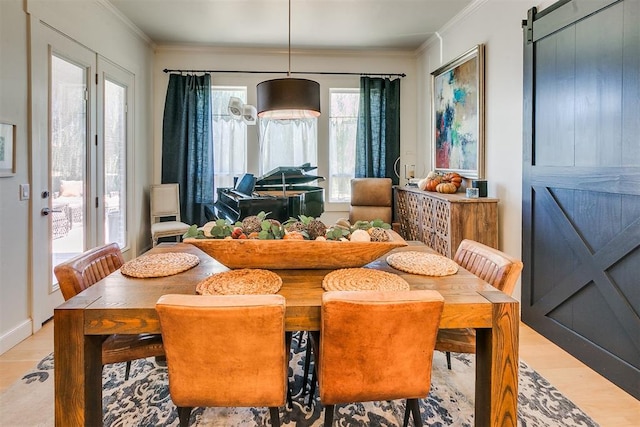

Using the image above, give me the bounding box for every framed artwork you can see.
[431,44,485,179]
[0,122,16,177]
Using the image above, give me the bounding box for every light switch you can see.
[20,184,30,200]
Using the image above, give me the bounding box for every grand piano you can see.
[212,164,324,223]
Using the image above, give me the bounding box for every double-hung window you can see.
[259,118,317,174]
[328,88,359,202]
[211,86,247,199]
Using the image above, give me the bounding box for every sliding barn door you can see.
[522,0,639,399]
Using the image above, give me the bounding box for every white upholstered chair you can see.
[150,183,191,247]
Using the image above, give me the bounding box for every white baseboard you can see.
[0,319,33,355]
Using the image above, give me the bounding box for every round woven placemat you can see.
[196,269,283,295]
[120,252,200,278]
[322,268,410,291]
[386,251,459,276]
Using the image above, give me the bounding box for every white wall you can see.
[153,46,419,225]
[417,0,542,300]
[0,0,155,353]
[0,0,31,353]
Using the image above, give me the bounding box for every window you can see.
[211,86,247,199]
[259,118,317,174]
[329,89,359,202]
[104,79,127,248]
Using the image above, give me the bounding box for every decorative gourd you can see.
[425,172,442,192]
[417,177,429,191]
[442,172,463,189]
[436,182,458,194]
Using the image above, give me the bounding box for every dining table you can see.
[54,241,519,427]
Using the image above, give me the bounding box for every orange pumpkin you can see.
[442,172,463,189]
[425,175,442,192]
[436,182,458,194]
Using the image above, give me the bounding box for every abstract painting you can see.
[431,44,484,179]
[0,122,16,177]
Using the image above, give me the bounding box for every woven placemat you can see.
[196,269,283,295]
[322,268,410,291]
[120,252,200,278]
[386,251,459,276]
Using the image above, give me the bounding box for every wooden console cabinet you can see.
[394,186,499,258]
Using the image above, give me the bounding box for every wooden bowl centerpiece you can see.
[184,217,407,270]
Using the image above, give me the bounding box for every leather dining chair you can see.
[349,177,393,225]
[436,239,523,369]
[310,290,444,427]
[150,183,191,247]
[54,243,165,380]
[155,294,288,427]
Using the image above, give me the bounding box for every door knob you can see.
[41,207,62,216]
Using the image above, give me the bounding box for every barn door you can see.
[522,0,639,399]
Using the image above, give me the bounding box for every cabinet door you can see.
[397,190,421,240]
[430,198,451,257]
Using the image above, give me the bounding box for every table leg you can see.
[476,291,519,427]
[54,307,103,426]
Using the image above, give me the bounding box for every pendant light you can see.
[257,0,321,119]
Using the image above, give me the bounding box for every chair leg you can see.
[307,367,317,407]
[446,351,452,370]
[302,342,312,393]
[177,407,193,427]
[324,404,335,426]
[285,331,293,408]
[296,330,306,349]
[124,361,132,380]
[402,401,411,427]
[268,407,280,427]
[407,398,422,427]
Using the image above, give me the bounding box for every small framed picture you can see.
[0,122,16,177]
[431,44,485,179]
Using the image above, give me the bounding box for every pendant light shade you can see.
[256,0,321,119]
[257,78,320,119]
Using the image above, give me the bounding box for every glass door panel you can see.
[104,79,126,247]
[50,54,87,283]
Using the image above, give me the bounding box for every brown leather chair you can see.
[54,243,164,380]
[349,178,393,224]
[156,294,288,427]
[311,290,444,427]
[436,239,523,369]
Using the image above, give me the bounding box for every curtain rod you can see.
[162,68,406,78]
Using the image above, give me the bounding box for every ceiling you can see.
[107,0,474,50]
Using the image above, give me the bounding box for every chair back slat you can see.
[54,243,124,300]
[454,239,523,295]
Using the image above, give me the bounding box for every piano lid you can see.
[256,163,325,186]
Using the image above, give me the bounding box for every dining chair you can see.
[349,177,393,225]
[155,294,288,427]
[310,290,444,427]
[436,239,523,369]
[53,243,165,380]
[150,183,191,247]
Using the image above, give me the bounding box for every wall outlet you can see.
[19,184,30,200]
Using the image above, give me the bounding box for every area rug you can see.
[0,333,599,426]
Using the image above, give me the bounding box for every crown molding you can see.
[416,0,490,54]
[96,0,155,48]
[156,43,417,59]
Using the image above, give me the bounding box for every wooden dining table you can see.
[54,241,519,427]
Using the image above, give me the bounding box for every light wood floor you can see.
[1,320,638,426]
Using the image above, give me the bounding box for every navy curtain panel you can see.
[162,73,214,226]
[355,77,401,185]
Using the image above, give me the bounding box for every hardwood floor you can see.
[1,320,638,426]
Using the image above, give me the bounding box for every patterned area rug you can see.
[0,333,599,426]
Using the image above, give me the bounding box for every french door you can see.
[30,21,131,328]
